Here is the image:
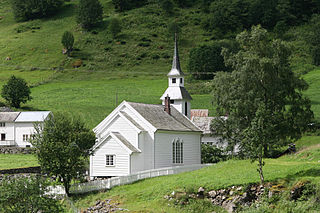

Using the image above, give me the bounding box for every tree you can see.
[1,75,32,108]
[31,113,96,196]
[201,144,226,164]
[108,18,122,38]
[167,21,181,40]
[77,0,103,30]
[188,41,237,80]
[61,31,74,56]
[10,0,64,22]
[0,175,63,213]
[112,0,147,12]
[160,0,174,15]
[211,26,313,184]
[308,15,320,66]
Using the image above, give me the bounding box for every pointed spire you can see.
[168,33,184,77]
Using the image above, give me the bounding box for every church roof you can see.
[15,111,51,122]
[160,86,192,100]
[168,34,185,77]
[127,102,200,132]
[112,132,141,153]
[0,112,20,122]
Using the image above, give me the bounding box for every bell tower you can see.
[160,34,192,118]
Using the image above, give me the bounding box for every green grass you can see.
[0,154,38,170]
[70,136,320,212]
[303,68,320,121]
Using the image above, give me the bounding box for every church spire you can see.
[168,33,184,77]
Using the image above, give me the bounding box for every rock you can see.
[62,48,67,54]
[5,56,11,60]
[229,190,234,196]
[208,190,217,198]
[222,201,236,213]
[237,187,242,191]
[171,191,175,196]
[197,187,205,198]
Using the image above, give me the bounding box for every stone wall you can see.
[0,146,34,154]
[0,166,41,174]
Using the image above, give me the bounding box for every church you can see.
[89,38,202,178]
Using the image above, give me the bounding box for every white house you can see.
[0,111,51,147]
[90,38,201,178]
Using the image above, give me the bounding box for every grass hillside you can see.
[70,136,320,212]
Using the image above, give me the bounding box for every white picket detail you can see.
[70,164,210,194]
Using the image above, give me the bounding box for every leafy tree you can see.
[168,21,181,40]
[201,144,226,164]
[61,31,74,56]
[160,0,174,15]
[1,75,32,108]
[211,26,313,184]
[0,175,63,213]
[10,0,64,22]
[77,0,103,30]
[188,41,237,80]
[31,113,96,196]
[308,15,320,66]
[108,18,122,38]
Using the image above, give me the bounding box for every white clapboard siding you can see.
[154,132,201,169]
[14,122,35,147]
[101,115,138,148]
[92,136,130,177]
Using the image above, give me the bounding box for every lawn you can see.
[0,154,38,170]
[71,136,320,212]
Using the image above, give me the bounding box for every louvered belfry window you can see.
[172,139,183,164]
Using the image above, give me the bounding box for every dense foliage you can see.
[10,0,64,21]
[204,0,320,34]
[112,0,147,12]
[308,15,320,66]
[0,176,63,213]
[109,18,122,38]
[188,41,237,80]
[211,26,314,183]
[201,144,226,164]
[31,113,96,196]
[61,31,74,56]
[77,0,103,30]
[1,75,32,108]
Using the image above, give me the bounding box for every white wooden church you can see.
[90,38,202,178]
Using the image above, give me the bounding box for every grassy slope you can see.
[0,154,38,170]
[71,136,320,212]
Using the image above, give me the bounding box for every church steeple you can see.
[168,34,184,77]
[160,34,192,118]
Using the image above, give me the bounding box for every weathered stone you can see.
[197,187,205,198]
[208,190,217,198]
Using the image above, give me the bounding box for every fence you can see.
[69,164,210,194]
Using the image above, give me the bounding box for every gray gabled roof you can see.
[0,112,20,122]
[120,111,146,131]
[127,102,201,132]
[112,132,141,153]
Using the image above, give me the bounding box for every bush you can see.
[160,0,174,15]
[108,18,122,38]
[112,0,147,12]
[77,0,103,30]
[188,40,237,80]
[1,75,32,108]
[61,31,74,56]
[0,176,63,213]
[10,0,64,22]
[201,144,226,164]
[308,15,320,66]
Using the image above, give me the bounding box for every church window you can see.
[106,155,115,166]
[172,78,176,83]
[185,102,188,116]
[172,139,183,164]
[0,122,5,127]
[170,100,174,104]
[180,78,183,84]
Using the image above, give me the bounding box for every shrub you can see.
[108,18,122,38]
[160,0,174,15]
[77,0,103,30]
[0,176,63,213]
[61,31,74,56]
[1,75,32,108]
[10,0,64,22]
[308,15,320,66]
[201,144,226,164]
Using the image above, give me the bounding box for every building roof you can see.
[160,86,192,100]
[191,116,215,134]
[0,107,14,112]
[112,132,141,153]
[167,34,185,77]
[0,112,20,122]
[15,111,51,122]
[190,109,209,120]
[127,102,201,132]
[120,111,146,131]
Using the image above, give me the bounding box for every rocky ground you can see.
[82,199,128,213]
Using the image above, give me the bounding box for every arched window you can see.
[172,138,183,164]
